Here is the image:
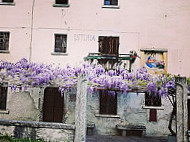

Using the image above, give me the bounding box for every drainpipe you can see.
[29,0,35,62]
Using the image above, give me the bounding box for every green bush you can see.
[0,135,70,142]
[0,135,44,142]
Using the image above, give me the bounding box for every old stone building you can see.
[0,0,190,141]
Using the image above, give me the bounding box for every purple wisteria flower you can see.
[0,58,185,97]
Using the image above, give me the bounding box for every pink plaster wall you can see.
[0,0,190,76]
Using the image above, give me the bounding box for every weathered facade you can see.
[0,87,173,139]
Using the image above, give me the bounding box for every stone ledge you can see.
[51,52,68,56]
[116,124,146,130]
[53,4,70,7]
[0,50,10,53]
[87,123,95,128]
[142,105,164,110]
[0,110,9,114]
[116,124,146,137]
[0,119,75,130]
[95,114,120,118]
[0,2,15,6]
[102,5,120,9]
[140,48,168,52]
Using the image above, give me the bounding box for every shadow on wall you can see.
[14,126,36,140]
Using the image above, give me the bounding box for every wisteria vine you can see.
[0,58,188,97]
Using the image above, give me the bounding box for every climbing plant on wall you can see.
[0,58,182,96]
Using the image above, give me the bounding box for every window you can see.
[55,0,68,5]
[98,36,119,55]
[99,90,117,115]
[149,109,157,122]
[54,34,67,53]
[0,32,9,51]
[145,92,161,107]
[104,0,118,5]
[0,84,8,110]
[145,92,161,122]
[2,0,13,3]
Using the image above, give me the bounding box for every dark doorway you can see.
[43,87,64,123]
[188,99,190,129]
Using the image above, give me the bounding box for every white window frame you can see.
[0,32,10,53]
[102,0,120,9]
[51,34,68,56]
[142,92,164,110]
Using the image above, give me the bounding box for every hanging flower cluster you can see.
[0,58,183,96]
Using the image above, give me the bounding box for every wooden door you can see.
[188,99,190,129]
[43,87,64,123]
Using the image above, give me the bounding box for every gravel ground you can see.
[86,135,168,142]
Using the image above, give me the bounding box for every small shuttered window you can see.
[104,0,118,5]
[0,32,10,51]
[98,36,119,55]
[149,109,157,122]
[55,0,68,4]
[2,0,13,2]
[54,34,67,53]
[145,92,161,107]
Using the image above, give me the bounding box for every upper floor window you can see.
[54,34,67,53]
[0,83,8,110]
[56,0,68,4]
[2,0,13,2]
[104,0,118,6]
[98,36,119,55]
[0,0,15,6]
[99,90,117,115]
[53,0,69,7]
[0,32,10,52]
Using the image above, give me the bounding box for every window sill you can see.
[53,4,70,7]
[0,50,10,53]
[0,2,15,6]
[142,105,164,110]
[0,110,9,114]
[95,114,120,118]
[102,5,120,9]
[51,52,68,56]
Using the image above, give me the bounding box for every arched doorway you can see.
[43,87,64,123]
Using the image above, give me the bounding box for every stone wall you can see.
[0,119,75,142]
[0,87,173,139]
[65,90,173,137]
[0,88,41,121]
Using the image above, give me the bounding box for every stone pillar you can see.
[176,77,188,142]
[74,75,88,142]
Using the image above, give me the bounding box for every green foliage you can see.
[0,135,71,142]
[0,135,45,142]
[187,78,190,86]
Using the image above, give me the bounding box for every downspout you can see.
[29,0,35,62]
